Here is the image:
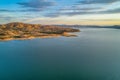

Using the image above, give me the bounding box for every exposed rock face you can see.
[0,22,80,40]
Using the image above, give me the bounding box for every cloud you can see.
[45,8,120,17]
[102,8,120,14]
[45,0,120,17]
[0,15,15,23]
[0,0,55,12]
[0,9,41,12]
[0,0,120,19]
[17,0,55,11]
[0,9,13,12]
[78,0,119,4]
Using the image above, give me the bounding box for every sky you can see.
[0,0,120,25]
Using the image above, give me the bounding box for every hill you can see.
[0,22,80,40]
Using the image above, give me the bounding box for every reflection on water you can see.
[0,28,120,80]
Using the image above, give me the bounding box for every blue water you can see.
[0,28,120,80]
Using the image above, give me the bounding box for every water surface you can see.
[0,28,120,80]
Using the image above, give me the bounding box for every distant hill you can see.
[54,25,120,29]
[0,22,80,40]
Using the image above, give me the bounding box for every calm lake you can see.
[0,28,120,80]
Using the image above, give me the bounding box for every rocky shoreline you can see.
[0,22,80,41]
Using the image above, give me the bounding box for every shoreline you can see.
[0,32,78,41]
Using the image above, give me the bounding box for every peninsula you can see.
[0,22,80,41]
